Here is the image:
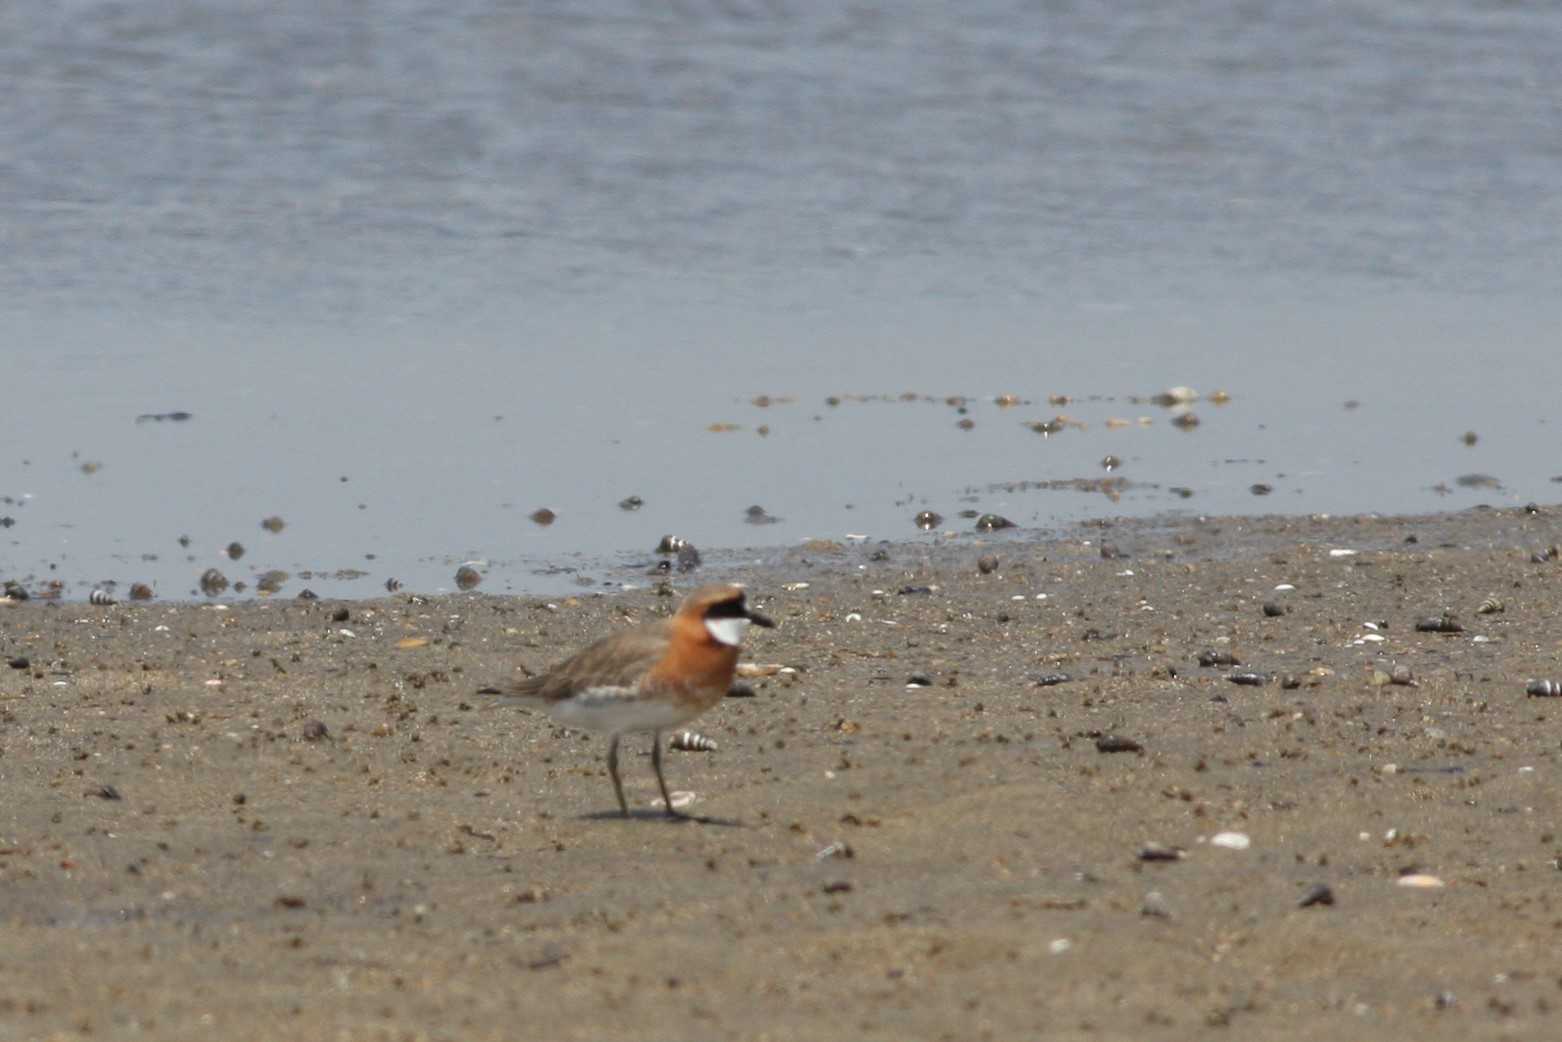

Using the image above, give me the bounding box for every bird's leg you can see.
[651,730,682,817]
[608,735,628,817]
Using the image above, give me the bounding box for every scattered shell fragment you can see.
[454,565,482,590]
[1031,673,1071,687]
[260,516,286,533]
[1526,679,1561,698]
[656,535,688,554]
[1138,842,1185,862]
[1140,891,1172,919]
[1298,883,1335,908]
[199,568,229,596]
[974,513,1015,532]
[1389,664,1416,686]
[669,731,718,752]
[1100,455,1121,471]
[1396,874,1445,889]
[301,720,329,741]
[256,570,289,595]
[1250,483,1273,496]
[1530,545,1558,564]
[1261,601,1286,617]
[744,504,780,525]
[395,637,429,650]
[225,541,245,560]
[89,588,116,606]
[1170,413,1200,430]
[618,495,644,511]
[976,554,1000,575]
[662,791,698,811]
[913,510,942,531]
[816,841,854,861]
[529,508,556,526]
[1197,650,1239,668]
[1210,832,1251,850]
[129,583,154,601]
[1095,735,1142,754]
[735,663,791,678]
[1414,614,1463,634]
[1226,672,1268,686]
[1475,596,1504,615]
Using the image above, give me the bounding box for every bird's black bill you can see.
[745,608,776,628]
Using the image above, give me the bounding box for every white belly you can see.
[550,687,698,735]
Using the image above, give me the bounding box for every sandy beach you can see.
[3,505,1561,1041]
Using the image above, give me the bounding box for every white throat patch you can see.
[705,615,750,647]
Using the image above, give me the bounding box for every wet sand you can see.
[3,505,1561,1041]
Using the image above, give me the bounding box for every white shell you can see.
[1210,831,1251,850]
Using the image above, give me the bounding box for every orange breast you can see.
[643,613,740,713]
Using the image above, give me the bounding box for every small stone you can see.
[905,674,934,688]
[974,513,1015,532]
[1414,614,1463,633]
[1139,843,1185,862]
[301,720,330,741]
[1210,832,1251,850]
[1197,650,1239,667]
[976,554,1000,575]
[1140,891,1172,918]
[913,510,942,531]
[1298,883,1335,908]
[529,508,556,526]
[1396,873,1445,889]
[1095,735,1142,754]
[1262,601,1287,617]
[129,583,154,601]
[226,541,245,560]
[618,495,644,511]
[199,568,229,596]
[455,565,482,590]
[260,516,286,533]
[7,656,30,670]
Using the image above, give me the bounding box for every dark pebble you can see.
[1227,672,1268,686]
[129,583,154,601]
[261,516,286,533]
[1138,843,1185,862]
[1197,650,1239,667]
[1262,601,1287,617]
[1526,680,1561,698]
[725,681,756,699]
[1095,735,1143,754]
[1279,674,1302,690]
[1250,483,1273,496]
[906,674,934,687]
[745,505,780,525]
[455,565,482,590]
[301,720,330,741]
[529,508,556,526]
[199,568,229,596]
[676,544,701,572]
[1098,542,1126,560]
[974,513,1015,532]
[913,510,942,531]
[296,589,319,600]
[1414,615,1463,633]
[976,554,999,575]
[226,541,245,560]
[331,607,350,622]
[898,585,933,595]
[1032,673,1071,687]
[1298,883,1335,908]
[91,784,122,801]
[618,495,644,511]
[7,656,30,670]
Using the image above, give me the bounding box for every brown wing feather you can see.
[500,619,672,704]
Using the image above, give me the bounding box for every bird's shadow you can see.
[580,808,746,828]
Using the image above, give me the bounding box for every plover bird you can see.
[480,584,775,817]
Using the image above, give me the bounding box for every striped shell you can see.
[1526,679,1561,698]
[89,589,116,605]
[1475,596,1504,615]
[669,731,718,752]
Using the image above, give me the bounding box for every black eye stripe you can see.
[705,599,747,619]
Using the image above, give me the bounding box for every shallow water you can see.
[3,2,1560,598]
